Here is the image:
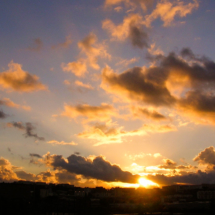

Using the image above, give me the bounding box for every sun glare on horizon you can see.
[138,177,159,188]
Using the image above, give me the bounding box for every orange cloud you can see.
[105,0,154,12]
[78,122,145,146]
[47,140,78,146]
[0,98,31,110]
[102,14,148,49]
[131,106,167,121]
[62,59,87,77]
[78,33,110,70]
[0,157,19,182]
[101,65,175,106]
[61,103,117,122]
[0,61,47,92]
[144,0,199,27]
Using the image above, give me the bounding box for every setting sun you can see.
[138,177,159,188]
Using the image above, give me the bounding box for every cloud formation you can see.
[0,110,7,119]
[78,33,110,70]
[0,98,31,110]
[61,103,117,122]
[62,59,87,77]
[105,0,154,12]
[47,140,77,146]
[101,65,176,106]
[41,152,140,183]
[0,61,47,92]
[0,157,19,182]
[101,48,215,125]
[144,0,199,27]
[7,122,45,141]
[131,106,167,120]
[78,122,145,146]
[193,146,215,166]
[103,14,149,49]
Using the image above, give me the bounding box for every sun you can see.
[138,177,158,188]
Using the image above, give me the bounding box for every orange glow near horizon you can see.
[138,177,159,188]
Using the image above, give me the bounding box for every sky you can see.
[1,0,215,188]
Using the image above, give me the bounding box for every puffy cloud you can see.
[62,59,87,77]
[193,146,215,166]
[101,65,176,106]
[78,33,110,70]
[52,35,72,49]
[178,91,215,124]
[131,106,167,120]
[78,122,145,146]
[0,157,19,182]
[158,159,177,169]
[27,38,43,51]
[41,152,140,183]
[0,98,31,110]
[102,14,149,49]
[0,61,47,92]
[61,103,117,122]
[7,122,45,141]
[47,140,78,146]
[144,0,199,27]
[102,48,215,125]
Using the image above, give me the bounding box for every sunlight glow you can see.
[138,177,159,188]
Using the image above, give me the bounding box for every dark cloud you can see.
[131,106,167,120]
[7,122,45,141]
[179,91,215,113]
[102,48,215,124]
[27,38,43,52]
[147,170,215,186]
[15,170,36,181]
[158,159,177,169]
[55,170,81,184]
[129,25,148,49]
[30,153,42,158]
[7,147,13,155]
[101,66,176,106]
[193,146,215,165]
[42,153,139,183]
[0,110,7,119]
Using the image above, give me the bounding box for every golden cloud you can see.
[144,0,199,27]
[61,103,117,122]
[78,122,145,146]
[0,61,47,92]
[47,140,78,146]
[62,59,87,77]
[0,97,31,110]
[78,33,110,70]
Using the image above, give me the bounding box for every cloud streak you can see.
[7,122,45,141]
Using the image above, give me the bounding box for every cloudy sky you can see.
[1,0,215,188]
